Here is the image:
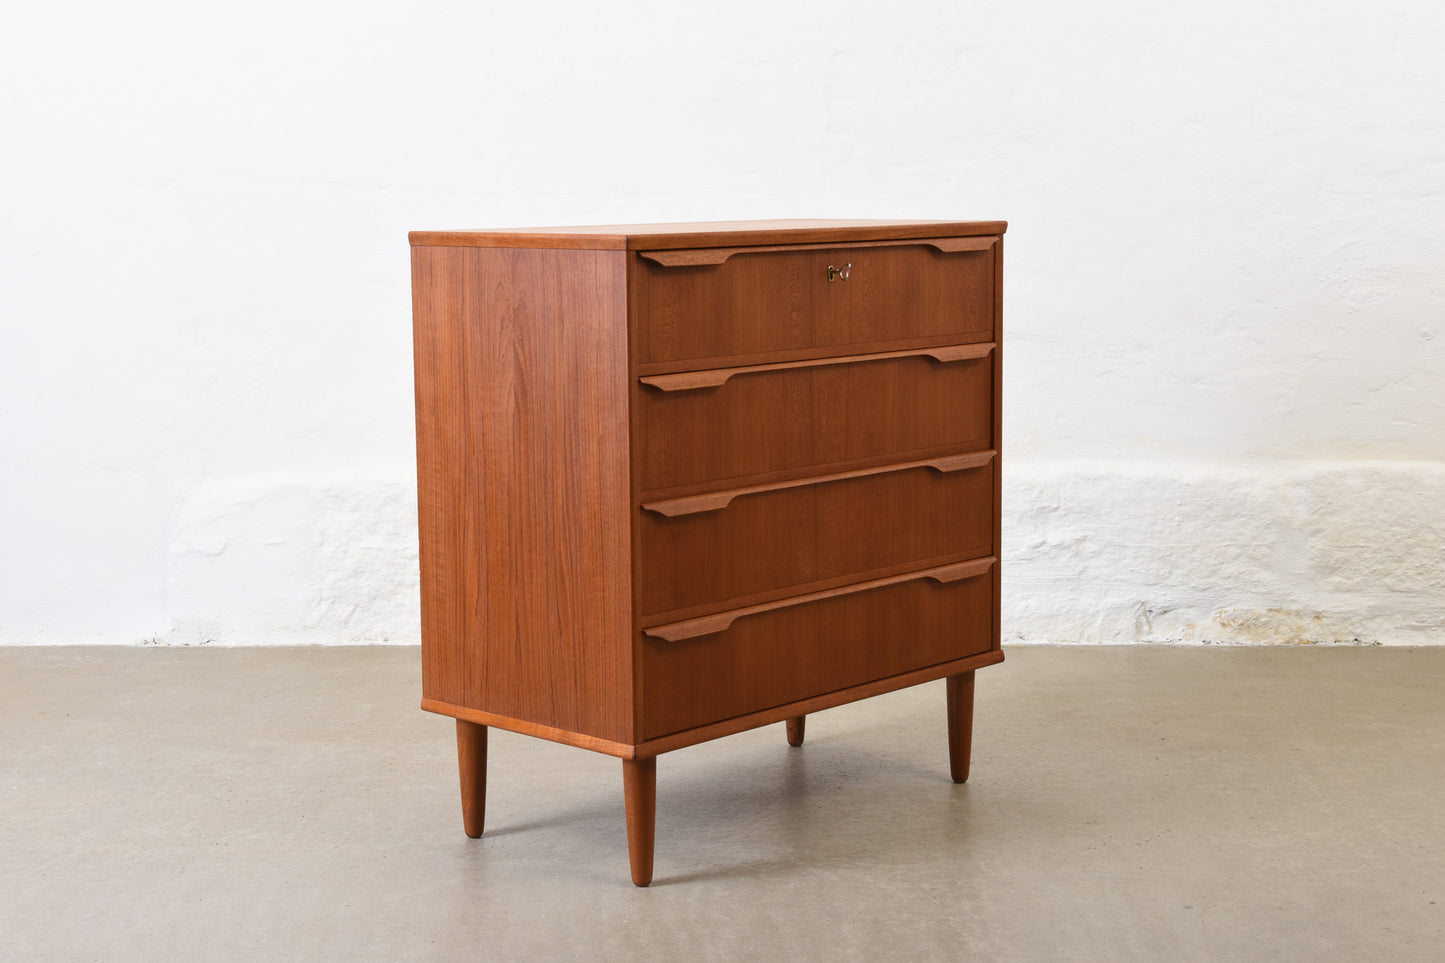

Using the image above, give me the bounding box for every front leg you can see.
[623,757,657,887]
[946,671,975,783]
[456,719,488,837]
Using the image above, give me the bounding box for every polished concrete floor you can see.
[1,645,1442,961]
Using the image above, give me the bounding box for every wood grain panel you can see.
[420,698,636,757]
[425,645,1005,759]
[640,561,996,739]
[410,219,1007,251]
[632,649,1004,757]
[633,243,995,364]
[639,454,994,616]
[638,352,992,490]
[412,245,633,743]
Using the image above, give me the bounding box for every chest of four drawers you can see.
[410,219,1006,885]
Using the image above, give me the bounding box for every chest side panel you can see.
[412,245,633,743]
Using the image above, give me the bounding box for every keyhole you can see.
[827,262,852,282]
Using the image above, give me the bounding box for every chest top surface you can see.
[409,218,1007,251]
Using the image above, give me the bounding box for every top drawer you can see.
[632,238,997,366]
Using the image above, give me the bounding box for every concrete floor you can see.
[1,646,1442,962]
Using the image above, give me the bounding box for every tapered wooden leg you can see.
[785,715,806,747]
[623,757,657,887]
[456,720,488,838]
[946,671,975,784]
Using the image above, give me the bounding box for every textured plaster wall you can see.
[1006,463,1445,645]
[2,1,1443,644]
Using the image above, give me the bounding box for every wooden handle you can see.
[639,343,993,392]
[638,236,997,267]
[641,450,995,517]
[641,558,994,642]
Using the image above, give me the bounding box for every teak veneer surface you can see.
[409,218,1007,250]
[633,241,994,364]
[640,561,995,738]
[421,647,1005,761]
[638,351,993,490]
[639,454,994,617]
[412,246,633,744]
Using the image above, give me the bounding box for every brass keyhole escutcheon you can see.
[827,262,851,282]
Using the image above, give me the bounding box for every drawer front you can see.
[634,242,995,365]
[638,350,992,491]
[639,454,994,617]
[640,562,995,739]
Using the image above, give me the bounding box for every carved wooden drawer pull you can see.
[641,451,995,517]
[639,343,994,393]
[638,235,998,268]
[642,558,995,643]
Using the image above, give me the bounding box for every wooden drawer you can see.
[640,559,995,739]
[638,346,993,491]
[639,452,994,618]
[633,239,996,365]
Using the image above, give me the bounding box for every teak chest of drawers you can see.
[409,218,1005,886]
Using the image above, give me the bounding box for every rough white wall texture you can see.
[167,472,419,645]
[1006,463,1445,644]
[2,1,1443,644]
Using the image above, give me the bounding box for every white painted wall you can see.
[2,1,1442,644]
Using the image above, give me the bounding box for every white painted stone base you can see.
[1005,461,1445,645]
[167,471,420,645]
[160,462,1445,646]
